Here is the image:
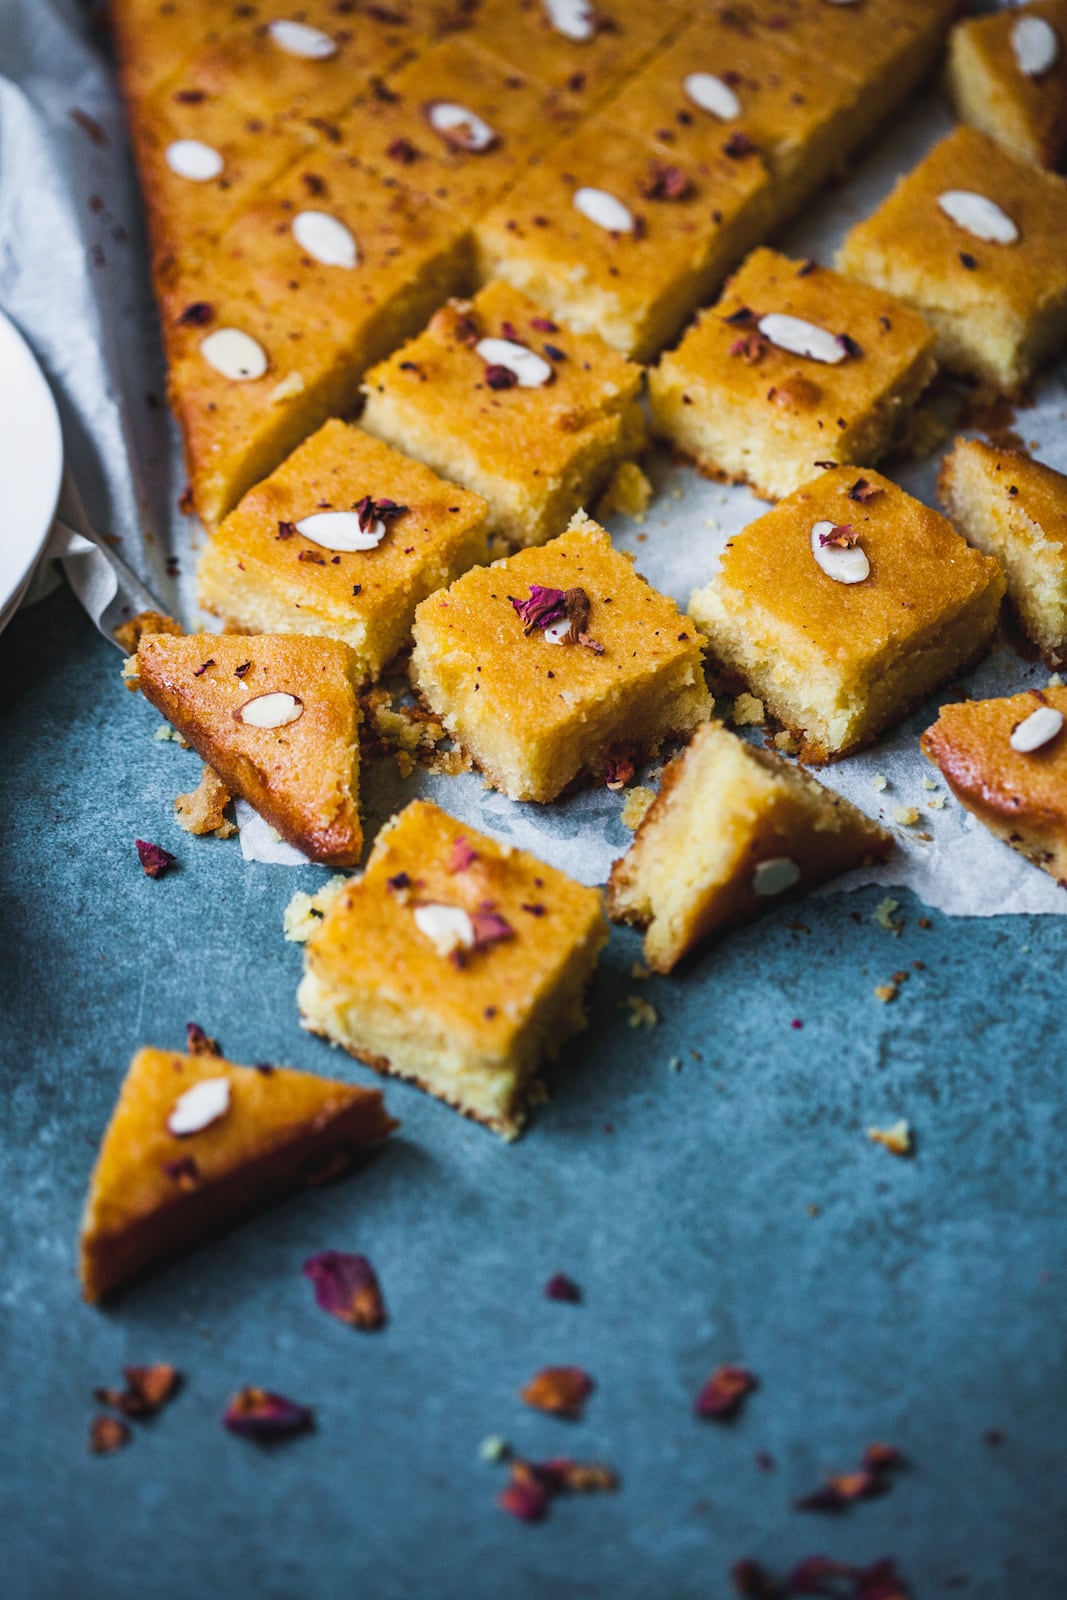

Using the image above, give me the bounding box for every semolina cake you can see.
[360,282,645,548]
[607,722,893,972]
[131,631,364,866]
[688,467,1005,762]
[197,419,490,681]
[297,799,609,1137]
[938,437,1067,666]
[80,1043,396,1300]
[922,685,1067,887]
[945,1,1067,170]
[649,249,937,502]
[411,512,711,801]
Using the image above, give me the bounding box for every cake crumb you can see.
[480,1435,510,1463]
[922,775,939,791]
[872,773,889,792]
[395,749,415,778]
[874,982,899,1003]
[773,730,799,754]
[631,961,650,980]
[928,795,946,810]
[283,876,348,943]
[621,785,656,830]
[175,764,236,838]
[893,805,920,826]
[153,723,189,747]
[667,1055,682,1072]
[599,460,653,521]
[873,897,903,935]
[730,692,765,727]
[867,1118,913,1156]
[623,995,658,1029]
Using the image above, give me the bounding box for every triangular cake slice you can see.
[133,632,363,866]
[946,1,1067,170]
[80,1046,397,1301]
[608,722,893,972]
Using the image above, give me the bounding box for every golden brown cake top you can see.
[305,798,607,1045]
[414,514,706,732]
[942,436,1067,555]
[82,1045,396,1244]
[363,281,642,479]
[842,125,1067,316]
[135,631,363,866]
[951,0,1067,150]
[704,0,959,79]
[478,111,771,308]
[922,684,1067,832]
[208,418,488,624]
[663,248,935,418]
[706,466,1005,670]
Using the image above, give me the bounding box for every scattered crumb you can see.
[1049,673,1063,688]
[113,608,182,654]
[621,785,656,830]
[874,983,899,1003]
[928,795,946,811]
[773,730,799,754]
[893,805,920,826]
[667,1056,682,1072]
[153,723,189,746]
[806,1203,821,1218]
[623,995,658,1029]
[922,775,939,791]
[918,916,932,929]
[867,1118,913,1156]
[630,961,650,980]
[480,1435,510,1463]
[283,876,347,943]
[599,460,653,521]
[873,897,903,936]
[872,773,889,792]
[395,749,415,778]
[175,764,236,838]
[730,692,765,727]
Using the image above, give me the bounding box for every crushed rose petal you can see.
[223,1387,314,1441]
[136,839,175,878]
[818,523,858,548]
[276,520,297,539]
[94,1364,183,1419]
[794,1442,904,1512]
[499,1461,552,1522]
[836,332,864,359]
[354,493,407,529]
[529,315,558,332]
[639,161,692,199]
[176,300,213,326]
[695,1364,757,1419]
[544,1272,581,1303]
[511,584,567,632]
[448,835,478,873]
[89,1415,131,1454]
[162,1154,200,1189]
[454,908,515,968]
[484,362,519,390]
[185,1021,221,1057]
[605,755,636,790]
[730,332,767,363]
[848,478,883,504]
[302,1250,387,1330]
[497,1455,617,1521]
[521,1365,594,1419]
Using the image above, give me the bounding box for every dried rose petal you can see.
[605,755,635,790]
[89,1415,131,1454]
[541,1457,618,1493]
[95,1364,183,1419]
[223,1387,314,1441]
[724,305,757,326]
[544,1272,581,1303]
[484,362,518,390]
[730,1559,783,1598]
[794,1443,903,1512]
[863,1442,905,1473]
[162,1154,199,1190]
[136,839,175,879]
[175,300,212,326]
[354,493,407,530]
[520,1365,593,1419]
[499,1462,551,1522]
[836,332,864,359]
[387,135,421,162]
[724,130,756,157]
[854,1559,911,1600]
[787,1554,854,1593]
[730,333,767,364]
[695,1364,757,1419]
[276,519,297,539]
[848,478,882,505]
[185,1021,221,1057]
[303,1250,386,1330]
[452,909,515,968]
[511,584,568,633]
[448,836,478,873]
[387,871,412,892]
[818,523,858,549]
[639,161,692,199]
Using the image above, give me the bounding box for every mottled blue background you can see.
[1,588,1064,1598]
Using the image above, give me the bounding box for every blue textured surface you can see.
[1,588,1064,1599]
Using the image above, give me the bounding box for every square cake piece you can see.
[608,722,893,972]
[360,281,645,547]
[160,158,472,528]
[298,798,609,1137]
[922,684,1067,887]
[411,513,711,801]
[946,1,1067,170]
[837,125,1067,393]
[475,112,774,360]
[133,631,364,866]
[688,466,1006,762]
[939,437,1067,666]
[198,419,489,680]
[80,1043,396,1301]
[709,0,961,92]
[649,250,937,502]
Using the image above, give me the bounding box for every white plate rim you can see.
[0,308,64,620]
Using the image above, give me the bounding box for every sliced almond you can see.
[167,1076,231,1137]
[1010,704,1064,753]
[165,138,224,182]
[296,509,385,551]
[1013,14,1060,78]
[268,18,337,58]
[413,903,475,957]
[573,186,635,233]
[544,0,596,41]
[292,210,358,269]
[810,519,870,585]
[199,328,269,381]
[542,618,570,645]
[474,336,553,388]
[757,313,846,365]
[424,101,497,152]
[684,72,742,121]
[237,692,304,729]
[752,858,801,897]
[937,189,1019,245]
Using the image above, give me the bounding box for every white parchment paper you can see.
[4,0,1065,914]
